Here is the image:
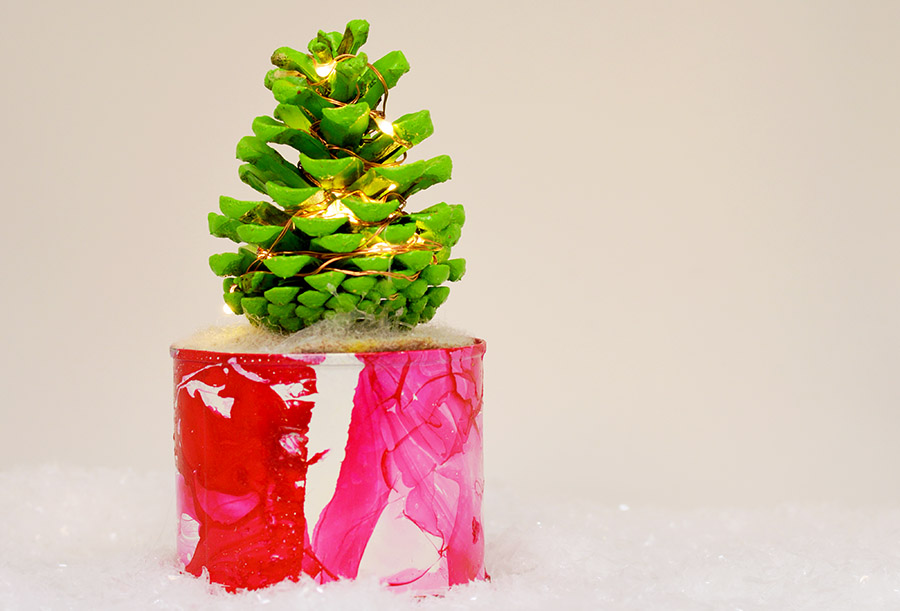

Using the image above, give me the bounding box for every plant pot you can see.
[171,339,487,592]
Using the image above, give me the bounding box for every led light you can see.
[375,116,394,137]
[222,304,234,315]
[315,61,335,77]
[321,198,355,220]
[368,241,396,254]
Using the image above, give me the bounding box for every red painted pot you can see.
[171,340,486,592]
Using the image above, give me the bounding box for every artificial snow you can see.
[173,319,476,354]
[3,466,900,609]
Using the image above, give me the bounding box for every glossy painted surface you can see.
[172,341,485,591]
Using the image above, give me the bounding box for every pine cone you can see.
[208,20,466,333]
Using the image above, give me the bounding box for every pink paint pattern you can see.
[172,341,486,591]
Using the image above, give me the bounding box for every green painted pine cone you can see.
[209,20,465,333]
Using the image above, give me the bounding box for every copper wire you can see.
[241,50,441,283]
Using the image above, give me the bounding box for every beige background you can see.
[1,0,898,506]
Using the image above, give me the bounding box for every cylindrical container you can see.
[171,340,486,592]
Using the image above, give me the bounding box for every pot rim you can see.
[171,337,486,365]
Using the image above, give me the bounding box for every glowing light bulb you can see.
[375,116,394,137]
[368,241,395,254]
[322,198,354,220]
[315,61,335,77]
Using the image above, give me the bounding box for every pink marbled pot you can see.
[171,340,486,592]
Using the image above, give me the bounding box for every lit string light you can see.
[246,186,441,280]
[374,115,394,137]
[313,61,336,78]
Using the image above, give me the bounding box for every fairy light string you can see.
[210,20,469,332]
[241,52,441,284]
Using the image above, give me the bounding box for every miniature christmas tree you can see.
[208,19,466,333]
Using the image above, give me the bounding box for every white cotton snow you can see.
[3,466,900,610]
[172,318,476,354]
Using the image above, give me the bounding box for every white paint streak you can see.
[304,354,364,534]
[182,380,234,418]
[177,364,218,388]
[270,383,312,403]
[228,358,266,382]
[279,432,305,455]
[177,513,200,566]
